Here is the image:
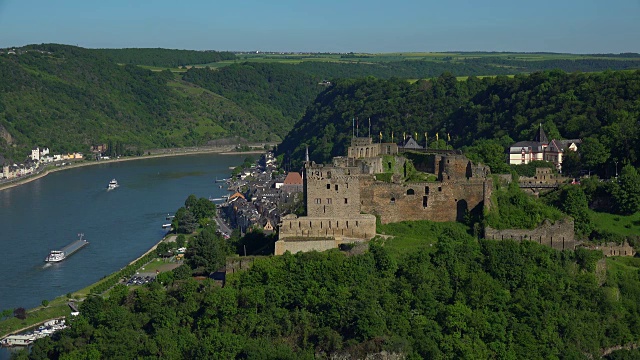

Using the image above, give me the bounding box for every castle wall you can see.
[278,214,376,241]
[586,242,636,257]
[275,238,340,255]
[360,177,491,224]
[484,219,577,251]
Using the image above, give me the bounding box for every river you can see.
[0,153,246,327]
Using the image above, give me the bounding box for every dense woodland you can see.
[277,70,640,177]
[91,48,236,68]
[182,63,324,138]
[14,222,640,359]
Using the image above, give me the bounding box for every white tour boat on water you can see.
[107,178,119,190]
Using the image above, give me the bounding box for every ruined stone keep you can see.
[275,137,492,255]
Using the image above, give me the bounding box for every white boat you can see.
[162,223,172,229]
[45,250,65,262]
[107,178,119,190]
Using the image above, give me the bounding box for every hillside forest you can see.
[2,44,640,162]
[14,216,640,359]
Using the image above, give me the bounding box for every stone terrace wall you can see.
[484,218,577,251]
[274,238,339,255]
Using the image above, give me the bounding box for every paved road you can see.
[214,214,232,236]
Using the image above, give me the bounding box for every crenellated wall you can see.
[276,213,376,255]
[278,214,376,240]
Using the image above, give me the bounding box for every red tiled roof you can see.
[229,192,245,200]
[283,172,303,185]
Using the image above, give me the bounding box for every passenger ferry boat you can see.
[107,178,119,190]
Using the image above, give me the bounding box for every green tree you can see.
[13,307,27,320]
[614,164,640,215]
[185,194,198,209]
[580,137,610,174]
[186,225,231,273]
[558,186,593,237]
[176,234,186,248]
[561,149,581,177]
[41,299,49,307]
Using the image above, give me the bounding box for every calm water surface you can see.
[0,154,245,352]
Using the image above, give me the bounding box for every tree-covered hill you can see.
[0,44,275,160]
[16,230,640,359]
[91,47,236,67]
[277,70,640,175]
[182,63,325,138]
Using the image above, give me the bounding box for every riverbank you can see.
[0,233,176,339]
[0,146,268,192]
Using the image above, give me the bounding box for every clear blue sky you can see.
[0,0,638,53]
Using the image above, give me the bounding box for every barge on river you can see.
[45,234,89,262]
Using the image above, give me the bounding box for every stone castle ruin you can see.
[275,137,493,255]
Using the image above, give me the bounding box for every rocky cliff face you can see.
[0,124,13,145]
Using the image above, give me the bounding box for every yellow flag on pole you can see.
[447,133,451,142]
[436,133,439,141]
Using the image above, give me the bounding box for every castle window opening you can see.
[407,188,415,195]
[327,184,331,189]
[320,222,323,229]
[315,198,321,204]
[344,198,348,204]
[310,221,312,228]
[323,206,326,213]
[327,198,332,204]
[425,186,430,195]
[346,221,349,228]
[356,221,359,226]
[438,187,442,192]
[390,197,396,204]
[335,184,339,191]
[423,196,428,207]
[327,171,331,178]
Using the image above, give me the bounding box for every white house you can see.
[508,125,580,172]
